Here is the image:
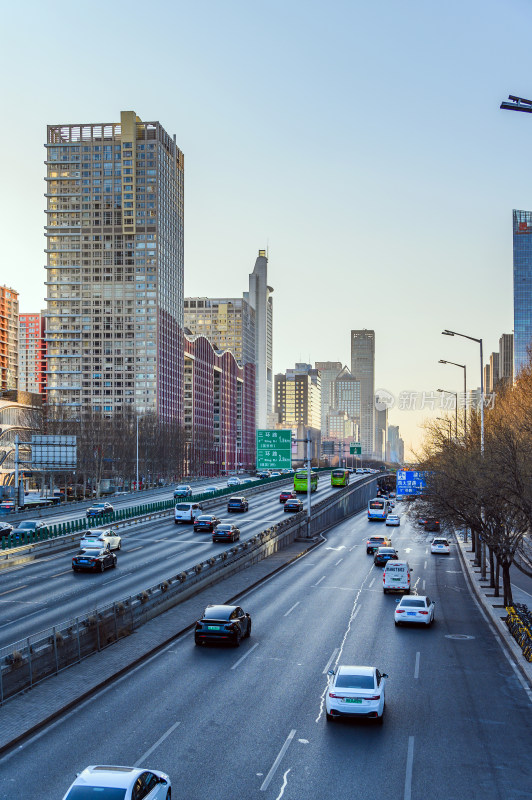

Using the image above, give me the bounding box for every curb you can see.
[0,535,323,758]
[454,533,532,693]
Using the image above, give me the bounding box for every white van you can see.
[174,501,204,524]
[382,561,413,593]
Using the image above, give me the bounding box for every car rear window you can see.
[216,525,232,531]
[335,674,375,689]
[203,605,233,620]
[175,504,191,511]
[400,599,425,608]
[378,548,395,554]
[65,788,127,800]
[433,539,448,545]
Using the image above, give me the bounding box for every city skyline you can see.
[3,1,532,455]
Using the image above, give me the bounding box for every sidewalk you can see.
[0,538,320,756]
[455,532,532,691]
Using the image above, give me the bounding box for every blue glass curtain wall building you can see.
[513,209,532,377]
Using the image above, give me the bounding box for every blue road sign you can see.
[396,469,426,497]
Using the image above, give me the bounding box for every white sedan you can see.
[386,514,400,527]
[227,477,241,486]
[62,765,171,800]
[394,595,435,626]
[325,665,387,722]
[79,528,122,551]
[431,537,450,554]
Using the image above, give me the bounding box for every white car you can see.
[386,514,400,527]
[79,528,122,551]
[202,486,218,495]
[270,471,281,477]
[227,477,241,487]
[174,501,204,523]
[174,484,193,498]
[431,537,450,554]
[394,595,435,626]
[326,665,387,722]
[61,765,171,800]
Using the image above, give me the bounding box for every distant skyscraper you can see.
[245,250,273,429]
[488,352,499,394]
[0,286,19,392]
[333,366,360,424]
[350,330,375,456]
[19,312,46,394]
[375,402,388,461]
[45,111,184,420]
[315,361,342,433]
[513,210,532,377]
[499,333,514,386]
[274,363,321,430]
[387,425,400,463]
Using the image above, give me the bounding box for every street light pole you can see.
[438,360,467,437]
[437,389,458,438]
[436,417,452,440]
[442,330,485,574]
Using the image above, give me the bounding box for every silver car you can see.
[79,528,122,551]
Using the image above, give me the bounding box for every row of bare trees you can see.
[416,364,532,607]
[29,406,216,495]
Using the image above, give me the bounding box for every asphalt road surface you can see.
[0,474,347,649]
[0,506,530,800]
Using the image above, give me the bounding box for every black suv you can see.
[227,496,249,513]
[424,518,441,532]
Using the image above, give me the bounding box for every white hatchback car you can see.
[431,537,450,554]
[79,528,122,551]
[62,765,171,800]
[394,595,435,626]
[326,665,387,722]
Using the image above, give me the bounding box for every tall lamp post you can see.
[437,389,458,438]
[442,329,485,573]
[438,360,467,436]
[436,417,452,440]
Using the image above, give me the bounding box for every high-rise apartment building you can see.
[184,297,255,368]
[375,402,388,461]
[245,251,273,429]
[45,111,184,420]
[350,329,375,456]
[274,364,321,430]
[0,286,19,392]
[488,352,499,394]
[315,361,342,433]
[387,424,404,463]
[513,210,532,377]
[19,312,46,394]
[499,333,514,386]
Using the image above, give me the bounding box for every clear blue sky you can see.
[2,0,532,456]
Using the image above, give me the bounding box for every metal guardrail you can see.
[0,474,378,704]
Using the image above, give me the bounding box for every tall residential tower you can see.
[45,111,184,421]
[513,210,532,378]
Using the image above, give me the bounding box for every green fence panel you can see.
[1,536,5,549]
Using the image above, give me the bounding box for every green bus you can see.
[294,469,318,493]
[331,469,350,487]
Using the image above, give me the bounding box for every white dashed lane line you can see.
[284,602,300,617]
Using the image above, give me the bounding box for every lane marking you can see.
[323,648,339,674]
[134,719,181,766]
[314,576,326,586]
[335,558,343,566]
[51,570,72,578]
[260,729,296,791]
[511,583,532,599]
[424,560,427,569]
[414,652,420,679]
[422,580,425,591]
[0,608,43,629]
[0,585,28,596]
[231,642,259,670]
[126,546,144,553]
[404,736,415,800]
[284,602,300,617]
[103,572,132,585]
[369,577,376,588]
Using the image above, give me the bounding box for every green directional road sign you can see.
[256,429,292,470]
[350,442,362,455]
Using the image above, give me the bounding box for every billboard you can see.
[396,469,426,497]
[256,429,292,470]
[31,435,77,469]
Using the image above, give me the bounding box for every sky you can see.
[2,0,532,457]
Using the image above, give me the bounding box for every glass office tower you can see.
[513,210,532,377]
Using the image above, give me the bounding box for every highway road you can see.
[0,473,350,649]
[0,506,530,800]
